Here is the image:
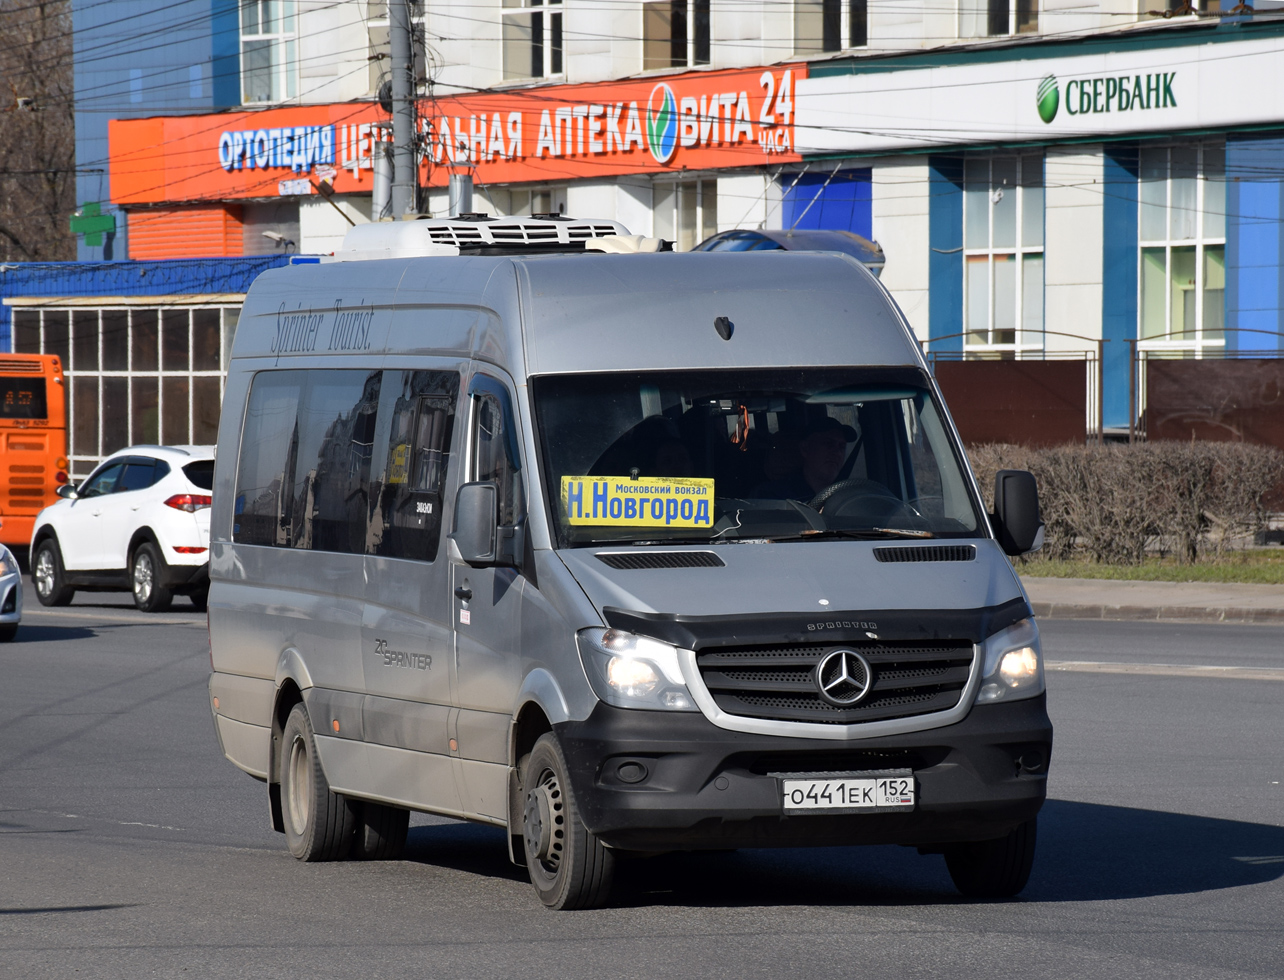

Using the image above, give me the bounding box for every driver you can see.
[753,416,857,502]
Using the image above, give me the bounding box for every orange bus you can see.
[0,355,68,556]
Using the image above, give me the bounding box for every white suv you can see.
[30,446,214,612]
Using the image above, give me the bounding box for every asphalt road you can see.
[2,595,1282,979]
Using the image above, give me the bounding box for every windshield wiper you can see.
[769,527,936,542]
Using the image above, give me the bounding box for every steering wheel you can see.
[808,479,923,523]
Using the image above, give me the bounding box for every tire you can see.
[280,703,358,861]
[944,818,1037,899]
[519,733,615,910]
[130,542,173,613]
[189,586,209,613]
[355,802,409,860]
[32,540,75,607]
[0,623,17,642]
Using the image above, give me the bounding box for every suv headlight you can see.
[577,628,698,711]
[976,618,1044,704]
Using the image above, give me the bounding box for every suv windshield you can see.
[533,368,982,548]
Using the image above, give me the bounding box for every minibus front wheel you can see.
[943,817,1037,898]
[519,733,614,910]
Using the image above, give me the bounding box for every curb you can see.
[1030,601,1284,625]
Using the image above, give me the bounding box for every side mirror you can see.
[451,481,525,569]
[992,469,1044,556]
[56,484,78,500]
[452,482,498,566]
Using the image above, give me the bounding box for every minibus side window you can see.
[368,370,460,562]
[234,369,381,554]
[471,388,524,528]
[234,371,304,546]
[295,371,382,554]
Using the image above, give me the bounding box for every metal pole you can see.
[1128,339,1136,444]
[389,0,416,216]
[1097,339,1105,445]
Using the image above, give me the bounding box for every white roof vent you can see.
[333,215,631,261]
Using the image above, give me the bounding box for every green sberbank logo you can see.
[1036,70,1177,124]
[1036,75,1059,124]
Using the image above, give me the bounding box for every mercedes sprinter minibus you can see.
[208,215,1051,909]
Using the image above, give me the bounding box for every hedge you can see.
[966,442,1284,564]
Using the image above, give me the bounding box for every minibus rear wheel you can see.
[280,703,358,861]
[356,802,409,860]
[943,817,1037,899]
[519,733,614,910]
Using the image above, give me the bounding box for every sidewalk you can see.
[1022,576,1284,624]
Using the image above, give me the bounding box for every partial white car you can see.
[0,544,21,640]
[30,446,214,612]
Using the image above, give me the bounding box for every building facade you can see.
[72,2,1284,434]
[1,257,295,477]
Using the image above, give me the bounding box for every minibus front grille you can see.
[695,640,975,725]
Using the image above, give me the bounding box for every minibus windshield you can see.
[533,368,983,548]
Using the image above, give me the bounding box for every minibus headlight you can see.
[577,628,698,711]
[976,618,1044,704]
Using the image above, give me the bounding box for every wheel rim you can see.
[132,553,153,601]
[287,735,311,837]
[523,767,565,876]
[34,550,54,598]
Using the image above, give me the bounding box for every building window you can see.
[654,179,717,251]
[1138,142,1226,354]
[503,0,563,80]
[643,0,711,71]
[795,0,867,54]
[505,186,566,216]
[12,304,237,478]
[963,154,1044,354]
[240,0,297,104]
[960,0,1037,37]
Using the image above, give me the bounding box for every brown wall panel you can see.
[1146,359,1284,449]
[934,360,1086,447]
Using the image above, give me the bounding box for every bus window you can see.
[0,378,47,420]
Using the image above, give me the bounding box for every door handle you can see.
[454,585,473,602]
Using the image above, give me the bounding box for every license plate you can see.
[779,771,915,813]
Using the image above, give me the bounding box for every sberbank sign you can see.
[1035,72,1176,124]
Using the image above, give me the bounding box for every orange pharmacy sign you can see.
[108,64,805,205]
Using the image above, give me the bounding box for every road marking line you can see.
[1048,660,1284,681]
[21,608,201,626]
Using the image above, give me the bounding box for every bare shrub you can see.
[1207,443,1284,554]
[964,441,1284,564]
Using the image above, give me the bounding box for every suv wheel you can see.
[131,542,173,613]
[32,540,75,607]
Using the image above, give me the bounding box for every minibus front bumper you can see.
[555,695,1051,852]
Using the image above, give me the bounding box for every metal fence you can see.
[1129,330,1284,449]
[924,332,1104,447]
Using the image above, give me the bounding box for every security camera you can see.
[262,231,286,243]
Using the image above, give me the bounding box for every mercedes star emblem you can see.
[815,649,873,707]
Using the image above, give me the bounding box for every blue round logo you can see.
[646,83,678,165]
